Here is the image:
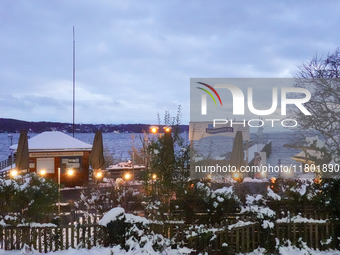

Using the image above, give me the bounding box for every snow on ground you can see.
[277,247,340,255]
[238,247,340,255]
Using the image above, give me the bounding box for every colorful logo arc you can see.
[196,82,223,106]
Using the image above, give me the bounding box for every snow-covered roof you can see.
[10,131,92,152]
[106,161,146,170]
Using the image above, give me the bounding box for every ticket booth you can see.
[11,131,92,187]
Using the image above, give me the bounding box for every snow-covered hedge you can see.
[99,207,175,253]
[0,173,58,225]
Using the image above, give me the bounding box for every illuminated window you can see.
[61,157,82,173]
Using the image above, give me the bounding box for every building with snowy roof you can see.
[9,131,92,187]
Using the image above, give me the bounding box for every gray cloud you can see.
[1,0,340,124]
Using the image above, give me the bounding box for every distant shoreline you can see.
[0,118,189,134]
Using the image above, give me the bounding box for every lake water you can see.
[0,132,148,162]
[0,131,301,174]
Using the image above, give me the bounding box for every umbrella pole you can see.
[58,167,61,216]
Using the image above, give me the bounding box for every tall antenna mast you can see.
[73,26,75,137]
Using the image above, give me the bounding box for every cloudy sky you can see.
[1,0,339,125]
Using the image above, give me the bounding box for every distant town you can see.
[0,118,189,134]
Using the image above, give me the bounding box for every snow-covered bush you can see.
[99,207,171,252]
[75,188,118,215]
[174,180,240,224]
[75,186,144,218]
[318,177,340,248]
[142,199,166,222]
[185,224,223,254]
[239,193,277,254]
[171,180,210,224]
[210,185,240,223]
[268,178,323,217]
[0,173,58,225]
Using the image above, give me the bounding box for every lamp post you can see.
[152,173,157,196]
[151,173,157,220]
[94,169,103,185]
[123,172,131,210]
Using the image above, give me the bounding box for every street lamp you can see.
[124,172,131,181]
[10,169,18,178]
[57,168,75,215]
[40,169,46,176]
[151,173,157,196]
[163,126,172,133]
[58,167,61,215]
[123,172,132,210]
[67,169,74,176]
[94,170,103,185]
[95,171,102,178]
[232,172,244,183]
[150,126,159,134]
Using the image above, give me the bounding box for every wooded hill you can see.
[0,118,189,134]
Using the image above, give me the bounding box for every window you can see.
[36,158,55,174]
[61,157,82,173]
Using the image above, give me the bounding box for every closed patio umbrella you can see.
[89,130,105,172]
[16,130,29,173]
[229,131,245,182]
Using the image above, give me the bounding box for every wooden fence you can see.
[186,223,262,255]
[0,220,337,254]
[0,157,14,172]
[276,221,332,250]
[0,224,103,253]
[186,221,336,254]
